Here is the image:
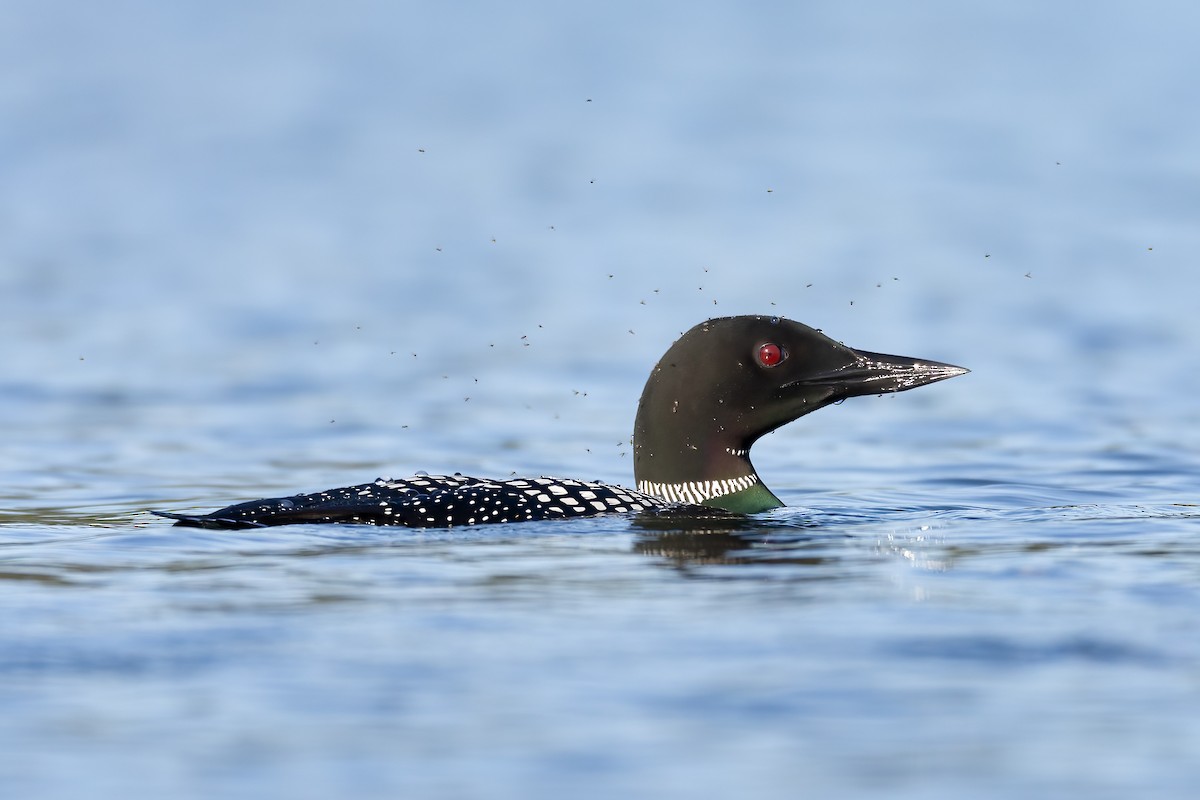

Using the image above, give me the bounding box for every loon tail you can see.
[150,510,270,529]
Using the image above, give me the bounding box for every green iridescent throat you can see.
[703,480,783,514]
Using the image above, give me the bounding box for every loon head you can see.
[632,315,968,513]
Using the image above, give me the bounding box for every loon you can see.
[155,315,966,529]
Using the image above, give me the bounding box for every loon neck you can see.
[634,445,784,513]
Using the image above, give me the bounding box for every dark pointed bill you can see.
[792,348,969,397]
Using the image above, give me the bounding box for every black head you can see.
[632,315,967,510]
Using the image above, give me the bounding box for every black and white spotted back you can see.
[156,474,672,529]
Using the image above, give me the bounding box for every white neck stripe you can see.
[636,474,759,505]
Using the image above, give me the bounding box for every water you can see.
[4,1,1200,797]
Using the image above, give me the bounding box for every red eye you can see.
[756,342,786,368]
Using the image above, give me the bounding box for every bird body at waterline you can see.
[155,316,967,529]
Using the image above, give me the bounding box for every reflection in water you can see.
[634,530,764,564]
[630,508,831,565]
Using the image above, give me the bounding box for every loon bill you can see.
[155,315,967,529]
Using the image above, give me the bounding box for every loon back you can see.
[156,315,967,529]
[632,315,967,513]
[155,474,672,529]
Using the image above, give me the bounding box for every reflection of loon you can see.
[155,316,967,529]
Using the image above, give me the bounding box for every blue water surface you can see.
[3,2,1200,798]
